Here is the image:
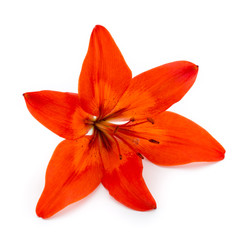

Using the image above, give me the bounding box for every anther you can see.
[119,154,122,160]
[130,117,135,122]
[137,152,144,159]
[147,117,154,124]
[149,139,159,144]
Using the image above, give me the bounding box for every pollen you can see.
[149,139,159,144]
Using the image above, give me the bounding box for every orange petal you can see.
[109,61,198,120]
[36,137,102,218]
[123,111,225,166]
[23,91,90,139]
[78,25,132,118]
[100,138,156,211]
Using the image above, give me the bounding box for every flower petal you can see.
[109,61,198,120]
[36,137,102,218]
[78,25,132,117]
[100,138,156,211]
[122,111,225,166]
[23,91,90,139]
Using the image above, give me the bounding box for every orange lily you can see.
[24,25,225,219]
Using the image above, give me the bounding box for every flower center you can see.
[85,116,160,160]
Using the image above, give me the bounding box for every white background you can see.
[1,0,239,239]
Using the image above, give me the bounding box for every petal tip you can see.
[193,65,199,73]
[36,213,47,219]
[23,92,32,104]
[36,202,53,219]
[143,201,157,211]
[93,25,107,33]
[94,24,104,29]
[35,202,48,219]
[23,92,34,101]
[186,62,199,80]
[213,140,226,161]
[141,197,157,211]
[188,62,199,73]
[36,207,48,219]
[182,61,199,73]
[151,201,157,210]
[193,64,199,72]
[219,146,226,161]
[23,92,28,99]
[35,197,53,219]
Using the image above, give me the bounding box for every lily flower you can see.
[23,25,225,219]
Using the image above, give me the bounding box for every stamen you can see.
[102,108,128,120]
[113,126,119,134]
[113,137,122,160]
[122,120,149,128]
[115,134,142,159]
[100,132,112,151]
[98,104,104,120]
[147,117,154,124]
[118,128,149,140]
[107,133,122,161]
[149,139,160,144]
[94,121,110,132]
